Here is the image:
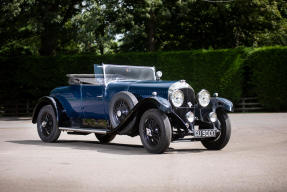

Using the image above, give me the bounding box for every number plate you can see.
[194,129,216,138]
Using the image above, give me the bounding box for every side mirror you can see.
[156,71,162,80]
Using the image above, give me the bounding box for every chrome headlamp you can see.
[197,89,210,107]
[186,111,195,123]
[209,112,217,122]
[170,89,184,107]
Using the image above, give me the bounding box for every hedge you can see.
[0,46,287,111]
[245,46,287,111]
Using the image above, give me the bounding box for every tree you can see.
[1,0,286,55]
[118,0,287,51]
[32,0,87,56]
[70,0,120,55]
[0,0,38,55]
[0,0,88,56]
[119,0,170,52]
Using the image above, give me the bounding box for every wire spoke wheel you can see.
[40,112,54,136]
[109,91,138,132]
[139,109,171,154]
[143,118,161,146]
[113,99,130,126]
[37,105,61,143]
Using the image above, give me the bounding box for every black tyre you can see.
[95,134,116,143]
[109,91,138,129]
[139,109,171,154]
[201,109,231,150]
[37,105,61,142]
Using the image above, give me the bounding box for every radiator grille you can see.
[170,87,196,121]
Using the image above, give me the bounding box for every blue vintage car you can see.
[32,64,233,153]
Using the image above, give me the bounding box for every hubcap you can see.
[146,128,152,137]
[40,113,53,137]
[117,110,122,117]
[41,121,47,127]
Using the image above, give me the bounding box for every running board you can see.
[59,127,108,134]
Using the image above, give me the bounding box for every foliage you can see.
[0,48,245,103]
[118,0,287,51]
[157,49,245,101]
[0,0,89,56]
[246,46,287,111]
[2,46,287,111]
[1,0,287,55]
[0,0,37,55]
[69,0,120,55]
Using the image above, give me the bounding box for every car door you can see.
[81,84,106,119]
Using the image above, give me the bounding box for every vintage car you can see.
[32,64,233,154]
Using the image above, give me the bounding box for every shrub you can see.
[2,46,287,111]
[246,46,287,111]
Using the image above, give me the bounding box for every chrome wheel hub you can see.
[41,121,47,127]
[116,110,122,117]
[146,128,152,137]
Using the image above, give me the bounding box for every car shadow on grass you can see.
[6,140,206,155]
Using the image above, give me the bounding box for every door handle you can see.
[97,95,103,98]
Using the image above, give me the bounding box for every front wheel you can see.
[139,109,171,154]
[37,105,61,142]
[201,109,231,150]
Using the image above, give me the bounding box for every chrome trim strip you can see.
[59,127,107,134]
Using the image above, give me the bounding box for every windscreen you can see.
[93,64,104,84]
[103,64,155,85]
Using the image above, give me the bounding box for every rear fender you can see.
[32,96,61,124]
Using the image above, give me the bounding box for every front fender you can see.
[115,96,172,135]
[139,96,172,113]
[32,96,60,124]
[213,97,233,112]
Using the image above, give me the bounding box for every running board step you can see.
[59,127,108,134]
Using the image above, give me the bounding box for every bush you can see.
[156,48,245,102]
[246,46,287,111]
[1,46,287,111]
[101,49,245,102]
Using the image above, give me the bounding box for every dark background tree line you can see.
[1,0,287,56]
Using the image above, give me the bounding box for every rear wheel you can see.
[201,109,231,150]
[37,105,61,142]
[95,134,116,143]
[139,109,171,154]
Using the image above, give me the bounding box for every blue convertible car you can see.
[32,64,233,153]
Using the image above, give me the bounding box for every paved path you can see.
[0,113,287,192]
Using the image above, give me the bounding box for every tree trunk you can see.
[147,10,155,52]
[99,43,104,55]
[39,25,58,56]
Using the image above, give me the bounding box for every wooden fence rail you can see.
[0,100,35,116]
[235,97,263,112]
